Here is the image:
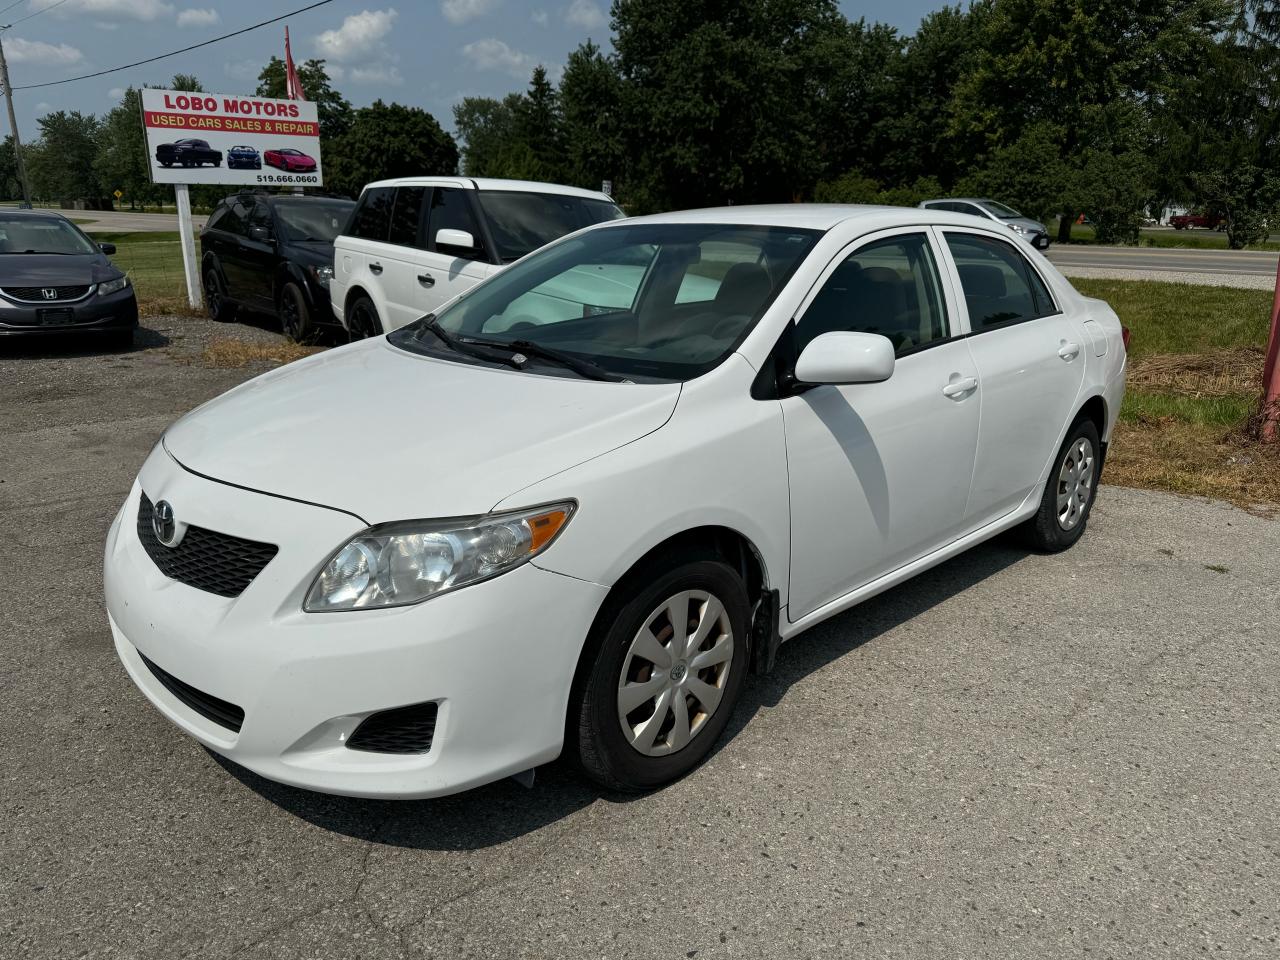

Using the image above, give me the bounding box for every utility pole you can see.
[0,28,33,208]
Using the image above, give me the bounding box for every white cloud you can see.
[108,87,126,98]
[5,38,83,65]
[563,0,605,29]
[440,0,499,25]
[531,9,548,26]
[350,65,403,85]
[461,37,537,78]
[314,8,398,62]
[30,0,173,21]
[176,8,219,28]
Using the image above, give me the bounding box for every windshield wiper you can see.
[458,335,624,382]
[418,315,522,368]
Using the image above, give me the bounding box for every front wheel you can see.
[1020,417,1101,552]
[572,556,750,792]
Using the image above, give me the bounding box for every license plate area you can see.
[37,308,77,325]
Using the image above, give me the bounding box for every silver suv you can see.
[918,198,1051,250]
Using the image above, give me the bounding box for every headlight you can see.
[304,501,576,612]
[98,276,130,296]
[310,264,335,288]
[1008,223,1026,234]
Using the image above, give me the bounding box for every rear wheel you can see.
[204,267,236,323]
[572,555,750,792]
[1020,417,1101,552]
[277,281,312,342]
[347,294,382,340]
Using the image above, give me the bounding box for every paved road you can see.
[3,318,1279,958]
[75,208,208,234]
[1047,244,1279,278]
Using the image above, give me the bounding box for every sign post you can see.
[1262,256,1280,441]
[174,184,202,309]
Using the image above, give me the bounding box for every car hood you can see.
[283,240,335,267]
[0,253,120,285]
[163,337,682,523]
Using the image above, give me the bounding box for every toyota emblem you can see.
[41,288,57,300]
[152,500,177,546]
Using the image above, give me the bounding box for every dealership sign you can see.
[140,89,323,187]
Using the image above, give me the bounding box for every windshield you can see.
[0,216,99,255]
[477,190,626,262]
[980,200,1023,219]
[274,199,355,243]
[390,222,819,382]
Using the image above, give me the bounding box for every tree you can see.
[559,41,625,190]
[453,94,523,176]
[28,111,102,202]
[956,123,1071,223]
[96,87,166,209]
[170,73,204,92]
[1194,164,1280,248]
[255,57,353,140]
[326,100,458,197]
[512,66,567,182]
[0,137,20,200]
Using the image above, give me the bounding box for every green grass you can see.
[1070,278,1273,357]
[1118,391,1258,426]
[101,231,191,314]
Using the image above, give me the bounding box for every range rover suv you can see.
[330,178,623,337]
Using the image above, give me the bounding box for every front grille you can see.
[346,702,439,754]
[137,493,278,598]
[2,284,91,302]
[139,651,245,732]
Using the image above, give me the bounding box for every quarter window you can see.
[796,233,949,357]
[348,187,395,242]
[388,187,427,248]
[945,232,1057,331]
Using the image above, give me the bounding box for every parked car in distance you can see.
[919,197,1051,249]
[155,138,222,168]
[200,192,356,341]
[106,204,1127,800]
[1169,212,1225,230]
[0,209,136,346]
[331,177,624,337]
[264,148,317,173]
[226,145,261,170]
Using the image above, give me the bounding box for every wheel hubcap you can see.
[205,273,220,312]
[617,589,733,757]
[1056,436,1095,531]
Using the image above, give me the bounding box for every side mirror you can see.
[248,224,273,243]
[435,228,475,251]
[98,242,116,255]
[794,331,895,385]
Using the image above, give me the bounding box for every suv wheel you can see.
[278,281,312,342]
[347,295,382,340]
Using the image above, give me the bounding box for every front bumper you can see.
[228,158,261,169]
[0,287,138,337]
[104,444,609,798]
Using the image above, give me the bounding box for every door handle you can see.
[417,273,434,287]
[369,262,383,275]
[942,376,978,399]
[1058,341,1081,361]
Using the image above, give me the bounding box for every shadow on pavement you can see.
[0,324,170,357]
[217,536,1030,851]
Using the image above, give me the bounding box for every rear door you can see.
[375,185,433,330]
[335,186,395,325]
[237,201,277,309]
[215,198,257,300]
[939,229,1086,525]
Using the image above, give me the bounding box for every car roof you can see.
[362,176,614,203]
[619,203,1007,232]
[920,198,996,206]
[0,208,73,221]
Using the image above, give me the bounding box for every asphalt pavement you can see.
[3,317,1279,958]
[1047,244,1279,278]
[75,208,208,234]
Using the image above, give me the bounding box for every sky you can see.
[1,0,944,135]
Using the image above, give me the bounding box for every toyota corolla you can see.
[104,205,1127,798]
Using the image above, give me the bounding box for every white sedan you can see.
[104,205,1127,798]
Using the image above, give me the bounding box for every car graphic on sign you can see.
[155,138,223,168]
[226,145,262,170]
[264,148,317,173]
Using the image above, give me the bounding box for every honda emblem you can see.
[41,288,57,300]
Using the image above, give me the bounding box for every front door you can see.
[939,230,1086,524]
[782,229,981,622]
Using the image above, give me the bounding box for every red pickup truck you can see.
[1169,212,1225,230]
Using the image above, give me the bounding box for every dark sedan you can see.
[0,211,138,346]
[227,145,262,170]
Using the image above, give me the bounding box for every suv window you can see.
[211,200,250,237]
[945,232,1057,331]
[388,187,428,248]
[476,191,624,262]
[427,187,485,260]
[796,233,949,357]
[348,186,395,242]
[247,202,273,239]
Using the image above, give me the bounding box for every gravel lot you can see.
[3,316,1279,959]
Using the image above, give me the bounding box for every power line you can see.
[11,0,334,90]
[0,1,28,20]
[3,0,73,29]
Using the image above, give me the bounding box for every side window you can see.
[945,232,1054,331]
[219,201,250,237]
[427,188,484,260]
[348,186,395,242]
[388,186,428,248]
[958,202,986,218]
[796,233,949,357]
[247,202,273,239]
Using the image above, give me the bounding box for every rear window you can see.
[477,191,625,263]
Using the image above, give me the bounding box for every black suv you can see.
[200,193,355,340]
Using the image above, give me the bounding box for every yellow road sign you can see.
[113,189,123,199]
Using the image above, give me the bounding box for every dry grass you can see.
[1126,348,1264,398]
[197,337,324,368]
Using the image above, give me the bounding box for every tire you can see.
[346,294,382,340]
[277,280,312,342]
[160,161,172,168]
[203,266,237,323]
[1020,417,1102,552]
[572,554,751,792]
